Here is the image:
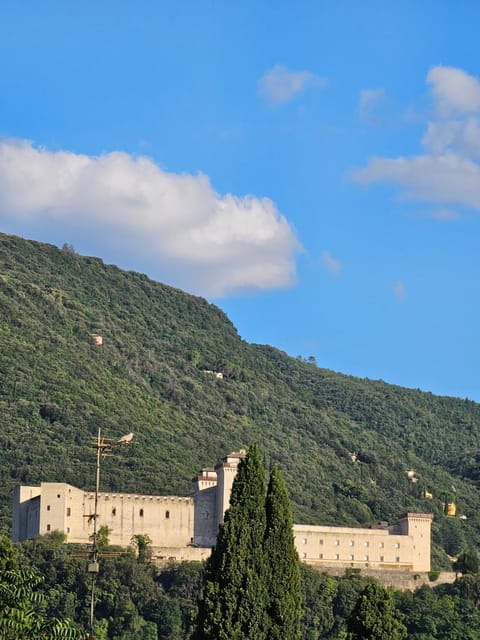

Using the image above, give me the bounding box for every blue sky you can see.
[1,1,480,400]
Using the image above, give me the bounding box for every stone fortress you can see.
[13,450,433,575]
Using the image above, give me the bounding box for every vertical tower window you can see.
[165,510,170,519]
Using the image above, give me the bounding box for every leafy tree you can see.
[131,534,153,563]
[96,525,112,551]
[347,582,407,640]
[454,549,480,575]
[195,444,268,640]
[0,535,80,639]
[264,464,302,640]
[300,565,337,639]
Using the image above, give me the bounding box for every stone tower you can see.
[191,467,218,547]
[214,449,246,527]
[399,512,433,573]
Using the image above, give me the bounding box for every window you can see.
[66,507,71,516]
[165,510,170,519]
[57,494,61,498]
[67,527,70,533]
[335,554,340,560]
[349,540,354,547]
[319,553,324,559]
[364,555,369,561]
[46,505,51,511]
[380,555,384,562]
[379,542,384,548]
[396,556,400,562]
[139,508,144,517]
[302,538,307,545]
[112,508,116,516]
[335,540,340,546]
[302,552,307,559]
[364,541,369,548]
[46,524,51,531]
[319,539,324,545]
[395,542,400,549]
[349,554,354,560]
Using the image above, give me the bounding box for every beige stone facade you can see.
[12,451,433,573]
[294,512,432,573]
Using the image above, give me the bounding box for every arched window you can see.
[139,508,144,517]
[165,510,170,519]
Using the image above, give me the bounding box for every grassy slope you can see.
[1,232,479,567]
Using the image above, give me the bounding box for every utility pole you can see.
[87,428,134,639]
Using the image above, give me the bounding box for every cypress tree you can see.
[195,444,268,640]
[264,464,302,640]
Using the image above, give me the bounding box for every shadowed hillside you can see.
[1,231,480,568]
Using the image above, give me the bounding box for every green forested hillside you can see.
[1,231,480,567]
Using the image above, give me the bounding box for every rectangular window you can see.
[335,540,340,546]
[302,538,307,544]
[380,555,384,562]
[349,540,354,546]
[395,542,400,549]
[67,527,70,533]
[302,552,307,558]
[364,555,369,561]
[349,554,354,560]
[319,539,324,545]
[396,556,400,563]
[66,507,71,516]
[379,542,384,548]
[319,553,324,559]
[47,505,51,511]
[335,554,340,560]
[46,524,51,531]
[364,541,369,547]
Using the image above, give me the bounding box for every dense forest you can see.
[1,231,480,569]
[4,532,480,639]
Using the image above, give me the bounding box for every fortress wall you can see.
[12,485,41,542]
[11,457,432,575]
[193,485,217,546]
[81,493,194,547]
[293,514,432,573]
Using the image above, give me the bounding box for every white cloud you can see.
[351,66,480,216]
[351,153,480,209]
[321,251,342,275]
[427,66,480,117]
[259,64,326,105]
[393,281,406,300]
[358,88,385,120]
[422,117,480,158]
[0,139,300,297]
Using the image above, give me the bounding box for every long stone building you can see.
[12,450,433,573]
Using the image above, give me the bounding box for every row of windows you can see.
[46,524,71,534]
[302,538,400,549]
[111,508,170,518]
[46,507,172,518]
[302,552,401,562]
